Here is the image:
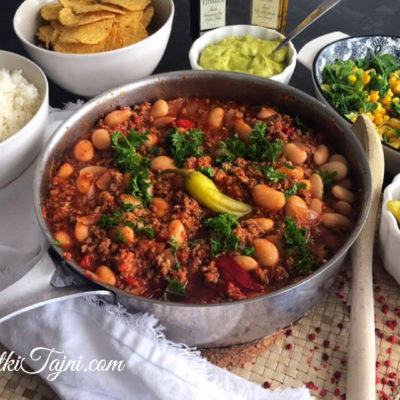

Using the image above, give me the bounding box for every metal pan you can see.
[0,71,372,348]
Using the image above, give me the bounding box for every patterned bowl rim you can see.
[312,35,400,154]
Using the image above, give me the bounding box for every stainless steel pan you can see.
[0,71,372,348]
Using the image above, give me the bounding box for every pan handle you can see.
[0,250,113,324]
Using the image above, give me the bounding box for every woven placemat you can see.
[1,256,399,400]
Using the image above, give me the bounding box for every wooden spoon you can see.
[347,115,384,399]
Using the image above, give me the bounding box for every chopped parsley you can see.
[197,166,214,177]
[258,165,287,182]
[247,122,284,163]
[317,169,338,192]
[162,278,186,301]
[150,145,160,157]
[116,231,126,244]
[205,213,240,257]
[168,235,180,257]
[283,162,295,170]
[284,182,307,199]
[134,221,155,239]
[188,239,200,249]
[216,123,283,165]
[165,127,204,167]
[240,246,255,256]
[112,130,152,206]
[294,115,309,133]
[283,217,316,275]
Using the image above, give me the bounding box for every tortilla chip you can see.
[59,0,95,7]
[106,23,123,50]
[53,37,108,53]
[40,3,62,21]
[58,19,113,44]
[115,10,142,27]
[102,0,150,12]
[70,3,126,14]
[141,5,153,28]
[59,8,115,27]
[119,22,148,47]
[37,25,54,48]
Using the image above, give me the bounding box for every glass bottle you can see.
[250,0,289,34]
[190,0,227,40]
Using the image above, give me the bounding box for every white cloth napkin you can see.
[0,105,314,400]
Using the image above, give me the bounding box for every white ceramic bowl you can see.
[298,32,400,174]
[0,50,49,189]
[189,25,297,84]
[380,174,400,284]
[13,0,174,97]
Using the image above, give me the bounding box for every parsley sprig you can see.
[216,123,283,165]
[317,170,338,193]
[258,166,287,182]
[166,127,204,167]
[283,217,316,275]
[205,213,240,257]
[162,278,186,301]
[284,182,307,199]
[112,130,152,206]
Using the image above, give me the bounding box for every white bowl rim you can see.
[13,0,175,58]
[0,50,49,148]
[383,173,400,239]
[311,34,400,155]
[189,24,297,81]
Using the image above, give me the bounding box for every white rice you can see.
[0,68,42,143]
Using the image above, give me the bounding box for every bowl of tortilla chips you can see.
[14,0,174,97]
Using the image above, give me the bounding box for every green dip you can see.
[198,34,288,79]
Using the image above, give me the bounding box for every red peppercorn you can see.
[320,389,327,396]
[389,372,397,379]
[322,353,329,361]
[376,377,381,384]
[378,295,386,304]
[333,388,340,396]
[286,343,293,351]
[337,323,344,329]
[333,371,341,380]
[315,327,321,333]
[388,380,395,387]
[382,304,389,314]
[323,340,330,348]
[285,329,292,336]
[387,348,392,355]
[306,381,315,389]
[388,336,398,344]
[309,333,317,341]
[385,360,392,367]
[263,381,271,389]
[376,361,381,368]
[382,377,388,385]
[386,320,398,330]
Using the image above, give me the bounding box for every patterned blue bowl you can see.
[312,35,400,174]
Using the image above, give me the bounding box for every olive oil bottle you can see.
[190,0,227,40]
[251,0,289,34]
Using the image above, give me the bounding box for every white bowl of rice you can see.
[0,50,48,188]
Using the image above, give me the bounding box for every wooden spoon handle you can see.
[346,115,384,399]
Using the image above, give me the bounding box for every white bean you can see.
[319,161,348,181]
[310,173,324,199]
[331,185,356,203]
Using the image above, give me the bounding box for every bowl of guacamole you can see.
[189,25,297,84]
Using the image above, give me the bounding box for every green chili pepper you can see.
[162,169,252,217]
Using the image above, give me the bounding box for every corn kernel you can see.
[370,91,380,102]
[367,113,375,122]
[382,97,391,106]
[375,116,384,125]
[362,73,371,85]
[389,76,398,85]
[392,97,400,103]
[388,118,400,129]
[348,75,357,84]
[393,83,400,95]
[384,115,390,121]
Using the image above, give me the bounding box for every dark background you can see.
[1,0,398,108]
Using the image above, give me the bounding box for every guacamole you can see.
[198,34,288,78]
